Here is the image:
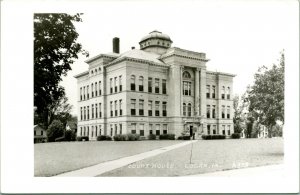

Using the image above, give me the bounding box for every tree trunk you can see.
[268,124,273,138]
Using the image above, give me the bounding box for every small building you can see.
[34,125,47,143]
[257,125,268,138]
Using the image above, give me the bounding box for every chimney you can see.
[113,37,120,54]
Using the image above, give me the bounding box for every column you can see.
[195,68,200,116]
[200,68,207,133]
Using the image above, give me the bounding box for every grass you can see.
[34,140,183,176]
[99,138,284,176]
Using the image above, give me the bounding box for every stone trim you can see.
[206,70,236,77]
[85,54,119,64]
[160,53,209,62]
[74,71,89,78]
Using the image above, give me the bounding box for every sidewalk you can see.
[55,140,198,177]
[184,164,285,177]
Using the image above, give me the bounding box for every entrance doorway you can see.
[189,125,193,137]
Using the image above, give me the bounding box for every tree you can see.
[47,120,64,142]
[50,95,73,127]
[233,95,246,133]
[34,13,88,128]
[246,51,284,137]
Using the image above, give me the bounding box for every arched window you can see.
[227,87,230,99]
[138,76,144,91]
[188,103,192,117]
[99,67,101,72]
[131,75,136,90]
[91,83,94,97]
[183,71,191,79]
[221,86,225,99]
[95,69,97,74]
[91,70,93,75]
[183,103,186,116]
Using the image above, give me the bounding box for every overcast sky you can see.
[59,0,298,115]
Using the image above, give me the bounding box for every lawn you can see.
[34,140,183,176]
[99,138,284,176]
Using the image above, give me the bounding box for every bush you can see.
[159,134,175,140]
[201,135,226,140]
[178,135,191,140]
[65,130,76,141]
[113,134,128,141]
[127,134,140,141]
[148,134,156,140]
[97,135,112,141]
[76,136,89,141]
[231,133,241,139]
[47,120,64,142]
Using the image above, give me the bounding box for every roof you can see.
[113,49,165,65]
[34,125,45,131]
[140,30,172,43]
[74,71,89,78]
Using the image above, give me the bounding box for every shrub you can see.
[97,135,112,141]
[113,134,128,141]
[148,134,156,140]
[127,134,140,141]
[76,136,89,141]
[178,135,191,140]
[159,134,175,140]
[231,133,241,139]
[202,135,226,140]
[65,130,76,141]
[47,120,64,142]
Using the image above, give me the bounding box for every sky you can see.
[58,0,298,115]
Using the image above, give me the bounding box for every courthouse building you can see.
[75,30,235,140]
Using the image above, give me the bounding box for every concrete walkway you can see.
[184,164,284,177]
[55,140,198,177]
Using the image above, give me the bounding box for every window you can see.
[84,127,86,136]
[110,124,113,136]
[80,127,82,136]
[227,87,230,99]
[227,125,231,135]
[139,76,144,91]
[95,126,98,137]
[131,99,136,115]
[84,106,86,120]
[227,106,230,119]
[155,78,159,93]
[212,105,216,118]
[34,130,36,136]
[183,81,191,96]
[131,123,136,134]
[222,105,225,119]
[99,103,102,118]
[183,71,191,79]
[148,77,152,93]
[212,85,216,98]
[156,124,160,135]
[87,86,89,99]
[207,105,210,118]
[162,102,167,116]
[139,100,144,115]
[131,75,136,91]
[80,107,83,120]
[206,85,210,98]
[87,126,89,137]
[163,124,167,134]
[114,77,118,93]
[187,103,192,117]
[92,104,94,119]
[95,104,98,118]
[80,87,82,100]
[87,106,89,119]
[115,124,118,135]
[115,100,118,116]
[148,101,153,116]
[110,101,113,117]
[91,83,94,98]
[119,76,122,91]
[221,86,225,99]
[83,86,86,100]
[110,78,113,94]
[212,125,216,134]
[99,81,102,95]
[207,125,211,135]
[155,101,160,116]
[95,82,98,96]
[120,124,122,134]
[140,124,144,136]
[92,126,94,137]
[183,103,187,116]
[162,79,167,94]
[119,99,122,116]
[100,125,102,135]
[222,125,226,135]
[149,124,153,135]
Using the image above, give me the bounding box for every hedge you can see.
[178,135,191,140]
[231,133,241,139]
[113,134,128,141]
[76,136,89,141]
[97,135,112,141]
[148,134,156,140]
[201,135,226,140]
[159,134,175,140]
[127,133,140,141]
